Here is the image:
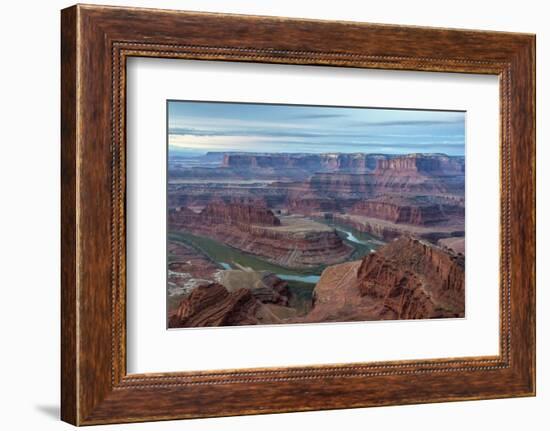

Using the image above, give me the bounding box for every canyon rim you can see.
[166,101,466,329]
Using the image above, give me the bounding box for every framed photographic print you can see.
[61,4,536,425]
[164,100,467,329]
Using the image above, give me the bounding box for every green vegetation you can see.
[169,231,319,314]
[168,231,326,276]
[168,224,384,315]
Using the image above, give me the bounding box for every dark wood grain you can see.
[60,5,78,425]
[61,4,536,425]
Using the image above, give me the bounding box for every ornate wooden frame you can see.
[61,4,536,425]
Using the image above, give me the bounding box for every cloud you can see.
[168,126,464,145]
[167,103,465,156]
[168,133,465,156]
[169,126,372,140]
[348,119,464,127]
[168,134,290,150]
[169,117,313,132]
[287,113,347,120]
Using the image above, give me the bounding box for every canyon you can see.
[167,151,465,327]
[301,236,465,323]
[168,237,465,327]
[169,200,354,269]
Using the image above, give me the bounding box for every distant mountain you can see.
[220,152,464,173]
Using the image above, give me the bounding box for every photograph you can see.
[44,1,537,426]
[166,101,466,328]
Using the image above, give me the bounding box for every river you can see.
[219,261,321,283]
[169,219,384,285]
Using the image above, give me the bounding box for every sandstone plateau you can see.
[221,152,386,172]
[169,201,354,269]
[167,151,465,328]
[168,153,465,212]
[350,197,449,226]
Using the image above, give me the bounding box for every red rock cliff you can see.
[169,202,353,269]
[300,236,464,323]
[221,152,388,171]
[375,154,464,175]
[355,254,436,319]
[168,283,283,328]
[351,200,448,225]
[201,200,281,226]
[377,237,465,296]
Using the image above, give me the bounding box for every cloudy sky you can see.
[168,100,465,156]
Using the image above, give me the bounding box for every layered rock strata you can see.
[168,283,279,328]
[332,213,464,242]
[221,152,388,172]
[169,202,353,269]
[221,152,464,175]
[350,199,448,226]
[358,237,465,315]
[168,153,465,222]
[301,236,464,323]
[200,200,281,226]
[169,236,465,327]
[374,153,464,175]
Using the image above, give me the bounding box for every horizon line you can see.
[168,148,464,157]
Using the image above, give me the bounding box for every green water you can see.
[169,231,321,314]
[169,220,384,282]
[168,222,385,315]
[323,220,384,261]
[168,231,326,277]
